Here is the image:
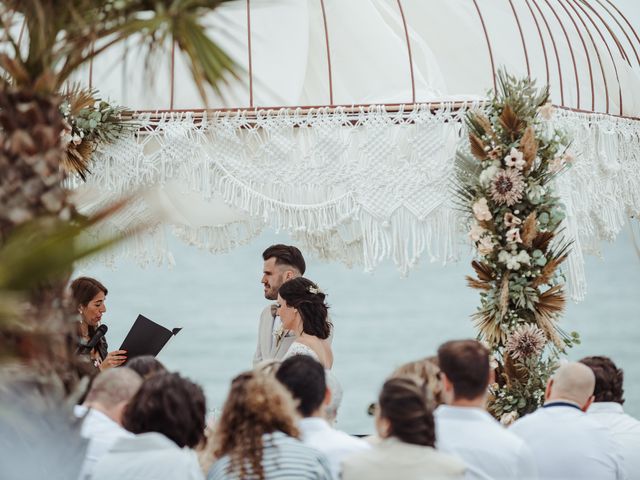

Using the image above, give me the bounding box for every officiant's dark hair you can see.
[123,372,206,448]
[70,276,108,307]
[263,244,306,275]
[438,340,490,400]
[580,356,625,405]
[279,277,331,339]
[379,377,435,447]
[276,355,326,417]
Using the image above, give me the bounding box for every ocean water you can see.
[81,228,640,434]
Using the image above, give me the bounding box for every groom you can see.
[253,244,306,365]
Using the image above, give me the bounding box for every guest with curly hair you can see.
[277,277,333,368]
[208,370,331,480]
[92,372,206,480]
[581,356,640,480]
[342,377,465,480]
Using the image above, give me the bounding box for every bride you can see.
[276,277,333,369]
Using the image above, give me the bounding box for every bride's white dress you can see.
[283,342,320,362]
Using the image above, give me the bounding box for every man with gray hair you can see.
[510,362,625,479]
[75,368,143,479]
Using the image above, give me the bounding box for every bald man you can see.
[510,362,625,480]
[75,368,143,479]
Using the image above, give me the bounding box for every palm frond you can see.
[472,260,495,282]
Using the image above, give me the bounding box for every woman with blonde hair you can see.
[207,371,331,480]
[390,356,444,406]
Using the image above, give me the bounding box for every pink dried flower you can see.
[539,102,555,120]
[506,227,522,244]
[469,223,486,242]
[506,324,546,360]
[490,169,525,206]
[473,198,492,221]
[504,147,526,170]
[504,212,522,228]
[477,236,495,256]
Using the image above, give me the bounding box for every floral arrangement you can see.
[60,86,133,181]
[454,71,580,423]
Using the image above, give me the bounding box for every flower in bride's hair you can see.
[506,324,546,360]
[307,285,322,295]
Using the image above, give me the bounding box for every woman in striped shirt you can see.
[208,370,331,480]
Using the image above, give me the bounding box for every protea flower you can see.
[506,324,547,360]
[490,168,525,206]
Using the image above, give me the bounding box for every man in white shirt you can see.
[581,356,640,480]
[510,362,625,480]
[434,339,537,480]
[275,355,370,480]
[253,244,306,365]
[75,368,142,479]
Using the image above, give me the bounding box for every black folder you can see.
[119,314,181,362]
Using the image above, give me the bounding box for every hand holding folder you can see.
[119,314,181,362]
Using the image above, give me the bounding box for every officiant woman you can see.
[71,276,127,370]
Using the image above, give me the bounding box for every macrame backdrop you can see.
[71,103,640,301]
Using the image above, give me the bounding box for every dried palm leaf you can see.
[499,274,510,318]
[499,104,524,138]
[532,231,555,253]
[531,257,562,288]
[521,212,537,248]
[520,125,538,171]
[473,308,506,346]
[469,133,488,160]
[466,275,492,291]
[62,140,93,182]
[503,352,529,384]
[61,84,95,117]
[472,260,495,282]
[533,310,565,351]
[536,285,566,316]
[476,113,494,137]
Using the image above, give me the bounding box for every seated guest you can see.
[580,356,640,480]
[92,372,206,480]
[434,340,537,480]
[277,277,333,368]
[275,355,369,479]
[125,355,168,379]
[511,362,625,480]
[75,368,142,479]
[208,370,332,480]
[391,356,444,406]
[342,377,465,480]
[71,277,127,370]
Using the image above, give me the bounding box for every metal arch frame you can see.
[12,1,640,119]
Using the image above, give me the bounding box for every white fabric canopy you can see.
[72,0,640,300]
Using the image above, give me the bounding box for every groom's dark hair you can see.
[276,355,326,417]
[262,244,306,275]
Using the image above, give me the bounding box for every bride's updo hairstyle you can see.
[378,377,436,447]
[278,277,331,339]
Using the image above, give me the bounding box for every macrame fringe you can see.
[69,105,640,301]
